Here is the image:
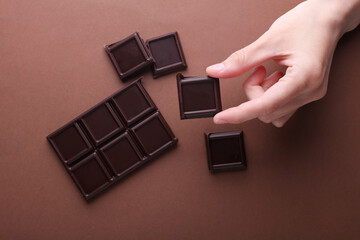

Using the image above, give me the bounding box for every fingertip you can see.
[271,71,285,81]
[261,70,285,91]
[277,71,285,78]
[213,113,228,124]
[254,65,266,73]
[248,65,267,82]
[206,63,225,77]
[213,103,258,125]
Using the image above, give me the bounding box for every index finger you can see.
[206,34,274,79]
[213,75,300,124]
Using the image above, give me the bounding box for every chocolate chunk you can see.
[105,33,154,81]
[205,131,246,173]
[47,78,177,200]
[146,32,187,78]
[177,73,222,119]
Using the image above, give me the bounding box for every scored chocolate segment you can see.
[146,32,187,78]
[177,73,222,119]
[70,152,111,198]
[111,80,156,126]
[131,112,177,156]
[47,122,92,165]
[131,111,177,156]
[80,102,124,146]
[99,132,143,177]
[205,131,246,173]
[105,32,154,81]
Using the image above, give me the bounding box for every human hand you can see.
[206,0,360,127]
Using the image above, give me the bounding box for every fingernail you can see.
[214,118,227,124]
[208,63,225,72]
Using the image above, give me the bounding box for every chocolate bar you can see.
[47,78,178,200]
[177,73,222,119]
[205,131,246,173]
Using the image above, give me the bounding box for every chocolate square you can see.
[146,32,187,78]
[69,152,111,199]
[205,131,246,173]
[47,122,92,165]
[80,102,124,146]
[131,112,176,157]
[111,80,156,126]
[105,32,154,81]
[99,132,143,177]
[177,73,222,119]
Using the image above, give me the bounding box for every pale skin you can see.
[206,0,360,127]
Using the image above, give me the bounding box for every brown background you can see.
[1,0,360,239]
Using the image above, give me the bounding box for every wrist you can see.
[310,0,360,34]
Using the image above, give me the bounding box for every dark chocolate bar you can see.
[47,78,178,200]
[105,33,154,81]
[205,131,246,173]
[177,73,222,119]
[146,32,187,78]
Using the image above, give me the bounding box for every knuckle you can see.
[262,102,277,116]
[301,62,325,91]
[272,120,285,128]
[305,76,323,90]
[230,50,247,66]
[312,86,327,101]
[258,100,279,124]
[258,115,273,124]
[242,80,247,89]
[242,80,250,92]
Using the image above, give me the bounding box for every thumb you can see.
[206,35,273,78]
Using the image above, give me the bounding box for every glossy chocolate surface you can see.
[80,103,124,146]
[146,32,187,78]
[131,112,175,156]
[47,123,92,165]
[70,153,111,198]
[99,132,143,176]
[47,78,177,200]
[177,73,222,119]
[205,131,246,173]
[112,81,156,126]
[105,33,154,81]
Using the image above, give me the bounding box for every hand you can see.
[206,0,360,127]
